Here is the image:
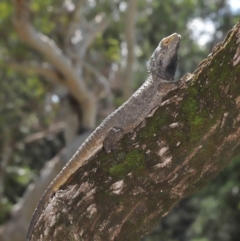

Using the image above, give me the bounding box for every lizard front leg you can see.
[103,126,125,153]
[158,80,179,94]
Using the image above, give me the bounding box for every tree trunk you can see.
[30,23,240,241]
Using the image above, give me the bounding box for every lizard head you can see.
[149,33,181,81]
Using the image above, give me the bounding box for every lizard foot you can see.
[103,126,125,154]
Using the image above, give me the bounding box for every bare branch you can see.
[22,122,65,144]
[72,0,84,21]
[90,14,109,45]
[13,0,96,128]
[65,14,109,60]
[9,62,63,84]
[123,0,137,99]
[79,60,114,103]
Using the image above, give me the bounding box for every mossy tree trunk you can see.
[31,23,240,241]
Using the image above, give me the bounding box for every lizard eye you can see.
[162,37,171,46]
[164,39,170,44]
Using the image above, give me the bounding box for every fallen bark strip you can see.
[31,22,240,241]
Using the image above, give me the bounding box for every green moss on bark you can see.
[109,150,146,178]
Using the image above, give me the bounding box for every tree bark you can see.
[30,23,240,241]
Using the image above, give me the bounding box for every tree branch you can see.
[9,62,63,84]
[79,60,114,103]
[122,0,137,99]
[22,122,65,144]
[65,13,109,60]
[29,21,240,241]
[13,0,96,128]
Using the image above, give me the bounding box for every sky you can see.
[228,0,240,13]
[188,0,240,47]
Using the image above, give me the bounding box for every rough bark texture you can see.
[30,23,240,241]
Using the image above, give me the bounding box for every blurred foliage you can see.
[0,0,240,240]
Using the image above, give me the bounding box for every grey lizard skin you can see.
[26,33,181,240]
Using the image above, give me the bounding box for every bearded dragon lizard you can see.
[26,33,181,240]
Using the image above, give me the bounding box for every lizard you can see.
[26,33,181,240]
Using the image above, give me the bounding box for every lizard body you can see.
[26,33,181,240]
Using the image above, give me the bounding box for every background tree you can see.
[0,0,239,241]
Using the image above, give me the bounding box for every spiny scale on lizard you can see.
[26,33,181,240]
